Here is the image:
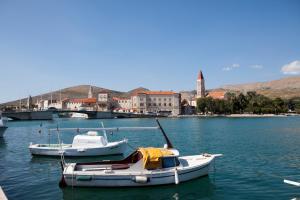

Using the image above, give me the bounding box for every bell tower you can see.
[196,70,205,98]
[88,85,93,98]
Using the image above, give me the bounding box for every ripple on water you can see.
[1,117,300,200]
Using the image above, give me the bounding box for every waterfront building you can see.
[131,91,181,115]
[112,97,132,112]
[97,92,110,111]
[98,93,109,102]
[196,70,205,98]
[37,99,64,110]
[65,98,97,111]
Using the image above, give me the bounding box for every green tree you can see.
[196,98,207,114]
[206,97,215,114]
[273,97,285,114]
[237,93,248,113]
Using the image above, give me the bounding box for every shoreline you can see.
[174,113,300,118]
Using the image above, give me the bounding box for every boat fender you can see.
[132,175,149,183]
[174,168,179,184]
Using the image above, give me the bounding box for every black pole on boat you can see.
[156,119,174,149]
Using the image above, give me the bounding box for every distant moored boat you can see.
[0,114,8,137]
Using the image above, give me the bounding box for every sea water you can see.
[1,117,300,200]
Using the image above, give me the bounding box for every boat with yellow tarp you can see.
[59,120,222,187]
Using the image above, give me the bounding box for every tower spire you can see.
[197,70,204,80]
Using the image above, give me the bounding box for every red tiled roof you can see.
[68,98,97,103]
[132,91,177,96]
[197,70,204,80]
[112,97,131,101]
[207,91,226,99]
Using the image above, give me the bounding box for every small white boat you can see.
[0,115,7,138]
[29,129,127,157]
[284,179,300,187]
[59,120,222,187]
[70,113,88,119]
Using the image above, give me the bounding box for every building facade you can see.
[131,91,181,115]
[37,99,63,110]
[98,93,108,102]
[112,97,132,112]
[65,98,97,111]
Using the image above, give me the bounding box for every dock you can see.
[2,110,165,120]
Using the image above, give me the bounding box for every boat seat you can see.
[111,164,129,170]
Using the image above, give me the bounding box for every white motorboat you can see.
[59,120,222,187]
[0,115,7,138]
[70,113,88,119]
[29,126,127,157]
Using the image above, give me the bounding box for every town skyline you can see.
[0,0,299,103]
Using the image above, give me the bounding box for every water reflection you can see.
[0,137,7,148]
[62,176,215,200]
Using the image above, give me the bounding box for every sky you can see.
[0,0,300,103]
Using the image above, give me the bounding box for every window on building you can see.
[164,103,167,106]
[158,103,161,106]
[153,98,156,101]
[148,103,151,106]
[140,103,144,106]
[169,98,171,101]
[169,103,172,106]
[158,98,161,101]
[140,98,143,101]
[153,103,156,106]
[164,98,166,101]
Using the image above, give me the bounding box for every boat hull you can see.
[62,155,216,187]
[29,140,127,157]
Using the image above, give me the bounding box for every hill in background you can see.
[1,76,300,108]
[0,85,123,107]
[217,76,300,99]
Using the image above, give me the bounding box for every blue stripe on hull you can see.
[65,163,210,183]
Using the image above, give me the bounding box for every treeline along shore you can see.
[196,91,300,115]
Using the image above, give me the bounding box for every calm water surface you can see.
[1,117,300,200]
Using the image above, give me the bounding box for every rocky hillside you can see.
[0,85,124,107]
[220,76,300,99]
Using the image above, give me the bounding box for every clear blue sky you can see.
[0,0,300,103]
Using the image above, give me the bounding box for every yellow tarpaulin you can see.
[138,147,174,169]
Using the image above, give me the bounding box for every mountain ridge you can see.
[217,76,300,99]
